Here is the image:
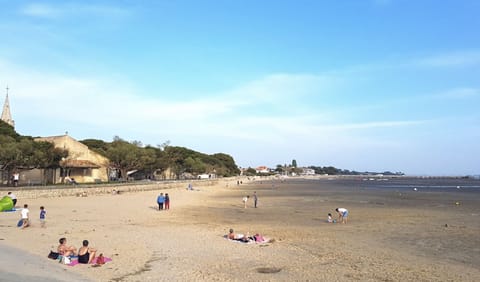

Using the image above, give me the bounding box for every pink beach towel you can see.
[68,256,112,266]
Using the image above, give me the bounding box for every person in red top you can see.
[165,193,170,210]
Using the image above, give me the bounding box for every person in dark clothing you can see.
[78,240,97,264]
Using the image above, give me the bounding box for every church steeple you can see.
[1,86,15,128]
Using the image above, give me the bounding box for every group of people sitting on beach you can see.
[57,237,104,264]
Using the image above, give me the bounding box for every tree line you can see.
[0,120,239,185]
[81,137,239,180]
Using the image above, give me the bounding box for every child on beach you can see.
[40,206,46,227]
[242,195,249,208]
[327,213,333,223]
[20,204,29,229]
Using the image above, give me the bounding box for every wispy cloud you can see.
[20,3,60,18]
[2,58,427,146]
[20,3,131,20]
[436,87,479,99]
[415,50,480,68]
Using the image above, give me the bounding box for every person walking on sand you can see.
[157,193,165,210]
[253,191,258,208]
[39,206,46,228]
[20,204,30,229]
[242,195,249,208]
[335,208,349,224]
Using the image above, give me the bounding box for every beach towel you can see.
[68,256,112,266]
[2,208,16,212]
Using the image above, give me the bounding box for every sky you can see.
[0,0,479,176]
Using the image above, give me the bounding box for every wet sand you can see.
[0,177,479,281]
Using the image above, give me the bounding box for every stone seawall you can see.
[3,178,239,199]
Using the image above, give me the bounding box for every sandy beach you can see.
[1,177,479,281]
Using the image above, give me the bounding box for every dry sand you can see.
[1,177,479,281]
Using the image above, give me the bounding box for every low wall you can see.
[2,178,240,199]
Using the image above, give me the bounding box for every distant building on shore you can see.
[1,86,14,128]
[256,166,270,174]
[37,134,110,184]
[301,168,316,175]
[17,134,110,185]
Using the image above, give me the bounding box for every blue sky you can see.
[0,0,479,175]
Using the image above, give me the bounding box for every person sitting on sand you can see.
[335,208,349,224]
[78,240,97,264]
[57,237,77,257]
[327,213,335,223]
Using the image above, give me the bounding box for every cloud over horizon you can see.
[1,1,479,175]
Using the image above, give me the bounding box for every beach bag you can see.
[96,254,105,265]
[48,251,60,260]
[61,256,71,264]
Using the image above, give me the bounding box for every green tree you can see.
[212,153,239,176]
[139,146,158,179]
[0,120,19,139]
[184,156,206,174]
[245,167,257,176]
[106,138,147,181]
[80,139,109,156]
[0,133,66,185]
